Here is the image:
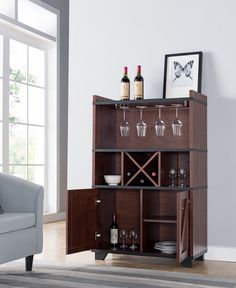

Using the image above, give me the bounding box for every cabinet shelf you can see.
[93,148,193,152]
[93,185,190,191]
[93,248,176,259]
[93,96,190,107]
[143,216,177,224]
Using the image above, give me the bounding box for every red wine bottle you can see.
[134,65,144,100]
[151,171,157,177]
[120,66,130,100]
[110,212,118,247]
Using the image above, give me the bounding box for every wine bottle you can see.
[110,212,118,248]
[151,171,157,177]
[126,171,132,177]
[126,168,137,177]
[134,65,144,100]
[139,178,145,185]
[120,66,130,100]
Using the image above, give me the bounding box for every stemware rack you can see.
[67,90,207,268]
[115,100,188,111]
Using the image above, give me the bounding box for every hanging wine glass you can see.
[172,104,183,136]
[119,107,130,137]
[136,106,147,137]
[155,105,166,136]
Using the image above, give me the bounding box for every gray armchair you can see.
[0,172,43,271]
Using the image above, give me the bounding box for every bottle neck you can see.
[137,65,141,74]
[112,213,116,223]
[124,66,128,76]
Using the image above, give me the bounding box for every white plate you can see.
[154,245,176,250]
[154,247,176,254]
[154,241,176,247]
[154,241,176,254]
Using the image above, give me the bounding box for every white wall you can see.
[68,0,236,261]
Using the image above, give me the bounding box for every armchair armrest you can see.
[0,173,44,228]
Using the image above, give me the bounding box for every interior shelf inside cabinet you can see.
[142,190,176,220]
[95,152,121,185]
[161,152,189,188]
[143,216,177,224]
[142,222,176,254]
[94,99,190,150]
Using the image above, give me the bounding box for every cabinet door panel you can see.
[67,189,96,254]
[177,191,190,263]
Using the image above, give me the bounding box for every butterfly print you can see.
[173,60,194,81]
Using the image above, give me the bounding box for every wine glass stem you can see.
[123,109,126,121]
[140,108,143,121]
[159,108,161,119]
[176,107,178,118]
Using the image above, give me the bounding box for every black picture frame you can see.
[163,51,203,99]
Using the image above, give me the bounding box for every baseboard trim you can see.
[205,246,236,262]
[43,211,66,223]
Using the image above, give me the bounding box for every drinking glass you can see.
[119,229,128,249]
[155,105,166,136]
[178,168,187,187]
[169,168,177,187]
[129,229,138,250]
[172,104,183,136]
[136,106,147,137]
[119,107,130,137]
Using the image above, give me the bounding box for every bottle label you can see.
[121,83,130,99]
[110,228,118,244]
[134,81,143,98]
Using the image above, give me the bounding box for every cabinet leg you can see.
[25,255,34,271]
[195,254,204,261]
[181,256,192,267]
[95,251,108,260]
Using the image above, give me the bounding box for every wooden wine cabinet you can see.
[67,90,207,267]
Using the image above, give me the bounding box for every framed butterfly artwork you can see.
[163,51,202,98]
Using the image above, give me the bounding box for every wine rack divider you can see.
[124,152,160,186]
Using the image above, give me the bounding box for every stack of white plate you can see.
[154,241,176,254]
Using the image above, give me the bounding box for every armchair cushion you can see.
[0,213,35,234]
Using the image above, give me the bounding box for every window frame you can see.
[0,22,57,213]
[0,0,58,42]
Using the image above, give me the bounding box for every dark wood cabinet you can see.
[67,90,207,267]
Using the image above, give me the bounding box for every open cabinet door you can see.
[67,189,96,254]
[176,191,190,264]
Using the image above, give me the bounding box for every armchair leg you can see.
[25,255,34,271]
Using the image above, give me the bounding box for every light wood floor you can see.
[36,221,236,277]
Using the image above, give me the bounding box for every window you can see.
[18,0,57,37]
[0,2,58,214]
[0,1,15,19]
[9,39,45,185]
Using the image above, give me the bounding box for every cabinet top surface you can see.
[93,93,207,107]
